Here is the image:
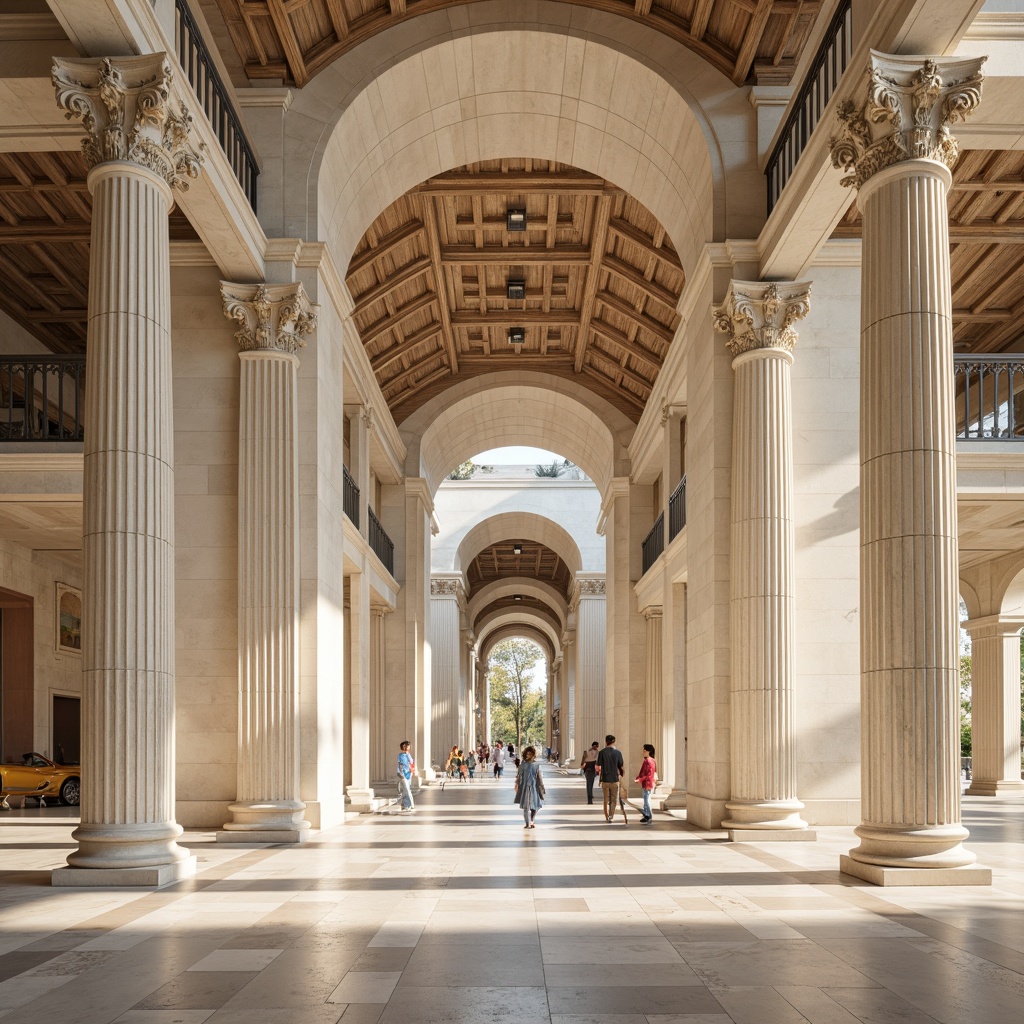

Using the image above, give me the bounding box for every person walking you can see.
[465,749,477,780]
[596,734,624,823]
[491,740,505,778]
[514,746,546,828]
[635,743,657,824]
[397,740,415,812]
[580,740,599,804]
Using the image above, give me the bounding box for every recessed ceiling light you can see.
[513,594,523,601]
[507,207,526,231]
[508,327,525,351]
[513,543,523,555]
[507,278,525,300]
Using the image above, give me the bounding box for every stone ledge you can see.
[839,855,993,886]
[728,829,818,842]
[216,829,309,844]
[52,856,197,888]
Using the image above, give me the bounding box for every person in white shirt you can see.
[490,740,505,778]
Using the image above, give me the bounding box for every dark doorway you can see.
[0,586,34,761]
[52,695,80,764]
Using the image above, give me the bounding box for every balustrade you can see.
[955,355,1024,440]
[368,507,394,576]
[668,475,687,541]
[641,511,665,576]
[0,355,85,441]
[342,465,360,528]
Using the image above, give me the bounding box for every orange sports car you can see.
[0,752,80,807]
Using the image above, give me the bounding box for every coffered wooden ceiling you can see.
[215,0,820,88]
[0,151,197,356]
[832,150,1024,356]
[346,158,685,422]
[466,539,572,600]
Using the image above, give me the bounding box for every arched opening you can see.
[482,635,548,755]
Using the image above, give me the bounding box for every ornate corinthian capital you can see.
[52,53,203,190]
[829,51,985,190]
[713,280,811,358]
[220,282,319,355]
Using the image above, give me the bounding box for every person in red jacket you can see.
[635,744,657,824]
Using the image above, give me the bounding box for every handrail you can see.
[342,465,360,528]
[368,506,394,576]
[766,0,854,214]
[668,475,687,542]
[641,511,665,577]
[173,0,259,211]
[0,355,85,442]
[955,354,1024,440]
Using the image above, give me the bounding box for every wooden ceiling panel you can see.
[347,157,685,422]
[466,538,573,600]
[214,1,822,87]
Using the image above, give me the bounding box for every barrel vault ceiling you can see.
[211,0,821,88]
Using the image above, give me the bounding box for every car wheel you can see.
[60,777,80,806]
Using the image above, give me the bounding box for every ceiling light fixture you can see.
[507,278,525,301]
[507,207,526,231]
[508,327,525,353]
[513,543,523,555]
[513,594,523,601]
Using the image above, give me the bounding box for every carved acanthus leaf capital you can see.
[220,282,319,355]
[828,51,985,190]
[714,280,811,357]
[431,578,463,597]
[576,578,606,597]
[52,53,203,190]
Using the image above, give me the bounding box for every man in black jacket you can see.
[595,734,624,823]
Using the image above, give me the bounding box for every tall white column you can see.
[430,577,463,765]
[831,53,990,883]
[52,54,202,886]
[218,282,317,842]
[715,280,813,839]
[643,608,663,754]
[346,569,374,810]
[662,582,688,808]
[345,404,371,538]
[370,605,391,788]
[573,577,606,755]
[562,629,576,763]
[964,617,1024,796]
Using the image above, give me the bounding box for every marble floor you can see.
[1,776,1023,1024]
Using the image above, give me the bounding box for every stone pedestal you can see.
[715,281,813,840]
[964,617,1024,796]
[217,282,318,844]
[51,54,203,887]
[831,52,990,884]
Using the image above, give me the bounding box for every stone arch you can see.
[997,555,1024,616]
[293,4,753,275]
[960,579,983,622]
[467,578,567,632]
[402,372,634,494]
[453,512,583,576]
[478,615,559,667]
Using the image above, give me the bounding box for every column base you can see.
[216,829,309,844]
[965,779,1024,796]
[346,786,377,812]
[658,789,687,810]
[53,856,197,888]
[728,828,817,842]
[722,798,808,831]
[222,799,311,837]
[840,854,991,887]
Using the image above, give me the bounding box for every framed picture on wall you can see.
[55,582,82,655]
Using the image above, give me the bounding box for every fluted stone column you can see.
[963,617,1024,796]
[370,605,392,789]
[573,577,606,755]
[51,54,202,887]
[715,281,813,839]
[430,577,463,764]
[831,53,990,883]
[643,608,663,754]
[347,569,374,811]
[218,282,318,842]
[562,629,576,763]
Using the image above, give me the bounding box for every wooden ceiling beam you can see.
[353,256,432,311]
[371,322,445,374]
[597,290,676,344]
[0,222,91,244]
[590,318,661,371]
[389,364,452,408]
[418,172,619,196]
[389,0,407,12]
[360,292,436,345]
[591,352,653,393]
[24,310,88,323]
[635,0,653,14]
[441,245,591,265]
[608,218,682,271]
[266,0,308,86]
[575,194,612,372]
[603,254,680,311]
[0,181,88,194]
[421,195,460,373]
[0,252,61,313]
[347,220,423,276]
[451,310,578,328]
[581,364,645,409]
[689,0,715,41]
[324,0,349,39]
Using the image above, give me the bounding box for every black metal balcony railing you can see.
[174,0,259,211]
[641,511,665,576]
[368,506,395,576]
[955,355,1024,440]
[668,475,687,541]
[766,0,854,214]
[342,465,360,528]
[0,356,86,441]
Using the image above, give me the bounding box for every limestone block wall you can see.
[0,536,82,759]
[170,263,240,828]
[792,257,861,824]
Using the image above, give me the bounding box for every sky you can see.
[473,446,563,464]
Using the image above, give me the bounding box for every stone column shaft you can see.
[370,606,390,788]
[831,52,990,883]
[643,608,663,756]
[347,570,374,809]
[715,280,811,837]
[964,618,1024,796]
[430,578,463,765]
[219,281,318,842]
[573,579,606,755]
[51,53,203,886]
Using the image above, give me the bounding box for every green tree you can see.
[448,460,494,480]
[488,637,546,748]
[960,653,972,757]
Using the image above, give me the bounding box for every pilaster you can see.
[50,53,202,887]
[430,575,465,765]
[571,576,606,758]
[217,281,318,843]
[715,280,814,840]
[831,51,991,884]
[370,605,393,789]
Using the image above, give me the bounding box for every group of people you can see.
[396,734,657,827]
[580,736,657,824]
